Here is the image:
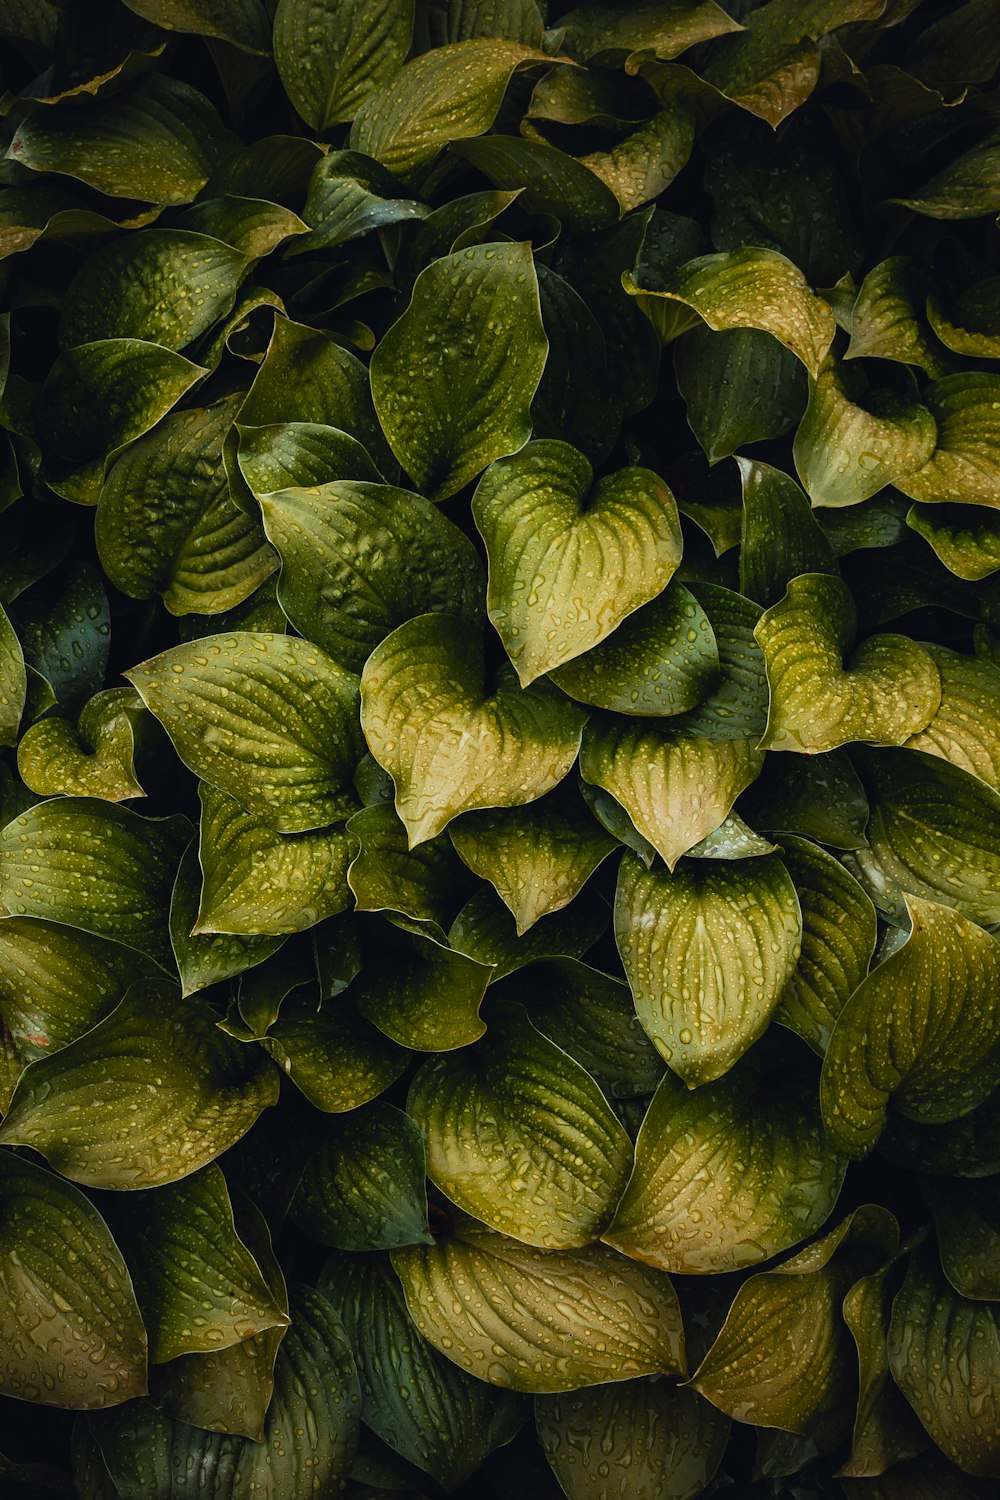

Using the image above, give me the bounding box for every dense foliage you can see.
[0,0,999,1495]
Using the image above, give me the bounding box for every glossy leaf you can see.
[897,373,1000,509]
[265,996,409,1113]
[738,458,837,609]
[169,839,282,996]
[274,0,415,130]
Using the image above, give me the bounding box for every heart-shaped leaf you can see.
[605,1052,845,1273]
[0,1152,147,1409]
[897,373,1000,509]
[580,716,763,868]
[904,645,1000,790]
[16,688,146,802]
[473,440,682,685]
[907,504,1000,581]
[756,573,941,753]
[0,979,279,1187]
[392,1215,685,1392]
[370,242,548,500]
[274,0,415,130]
[409,1002,632,1248]
[821,895,1000,1158]
[361,613,587,846]
[615,851,802,1085]
[127,632,364,834]
[260,479,483,672]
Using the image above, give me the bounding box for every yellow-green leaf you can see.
[274,0,415,129]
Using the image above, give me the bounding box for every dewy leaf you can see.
[121,0,271,52]
[888,1244,1000,1478]
[106,1164,288,1363]
[473,440,682,685]
[16,560,110,712]
[91,1284,360,1497]
[606,1051,844,1274]
[692,1205,899,1438]
[738,458,837,609]
[580,717,763,868]
[581,108,695,215]
[756,573,941,753]
[320,1252,523,1491]
[352,921,492,1051]
[517,957,664,1100]
[675,325,807,465]
[559,0,741,64]
[904,645,1000,791]
[774,835,877,1055]
[550,583,720,718]
[265,996,409,1113]
[449,784,616,934]
[7,74,236,204]
[859,747,1000,926]
[0,916,157,1061]
[290,1101,430,1250]
[0,1152,147,1409]
[196,782,352,936]
[370,242,547,501]
[169,840,282,997]
[295,149,427,251]
[623,248,835,378]
[393,1216,685,1392]
[361,613,587,846]
[536,1379,730,1500]
[449,882,609,977]
[893,129,1000,219]
[127,632,364,834]
[274,0,414,130]
[672,583,768,740]
[615,851,802,1086]
[907,504,1000,582]
[793,358,938,510]
[821,895,1000,1158]
[0,799,189,968]
[260,479,483,673]
[350,38,551,182]
[17,688,146,803]
[926,1179,1000,1301]
[409,1002,633,1249]
[0,602,26,748]
[347,803,464,931]
[841,1257,928,1479]
[97,399,274,619]
[844,257,950,377]
[0,979,279,1188]
[895,374,1000,509]
[455,135,620,232]
[36,339,206,505]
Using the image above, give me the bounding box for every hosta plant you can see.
[0,1,999,1497]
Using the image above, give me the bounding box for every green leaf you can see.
[350,38,550,182]
[793,357,937,510]
[473,440,682,685]
[581,108,695,215]
[907,504,1000,581]
[904,645,1000,790]
[756,573,941,753]
[821,895,1000,1158]
[36,339,206,505]
[361,613,587,846]
[895,374,1000,509]
[692,1205,899,1439]
[580,717,763,868]
[858,747,1000,926]
[274,0,414,130]
[549,583,720,718]
[352,922,492,1050]
[893,129,1000,219]
[532,264,620,464]
[320,1252,523,1491]
[121,0,271,52]
[0,1152,147,1409]
[196,781,352,936]
[927,277,1000,360]
[90,1285,360,1497]
[840,1257,929,1478]
[264,995,409,1112]
[615,851,802,1086]
[888,1244,1000,1477]
[347,803,464,932]
[449,882,609,977]
[409,1002,632,1249]
[675,325,807,465]
[0,799,189,968]
[169,840,282,997]
[738,459,837,609]
[295,149,427,251]
[457,134,620,232]
[605,1050,845,1273]
[7,75,236,204]
[0,980,279,1188]
[926,1179,1000,1301]
[449,784,616,933]
[774,835,877,1055]
[261,479,483,673]
[127,632,364,834]
[96,399,275,618]
[370,242,547,501]
[559,0,741,64]
[0,916,157,1061]
[624,248,835,378]
[0,601,26,747]
[177,196,308,257]
[536,1379,730,1500]
[392,1215,685,1392]
[882,1088,1000,1183]
[16,560,110,712]
[844,257,951,377]
[290,1101,430,1250]
[60,230,249,352]
[17,692,143,803]
[517,957,664,1100]
[106,1164,288,1362]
